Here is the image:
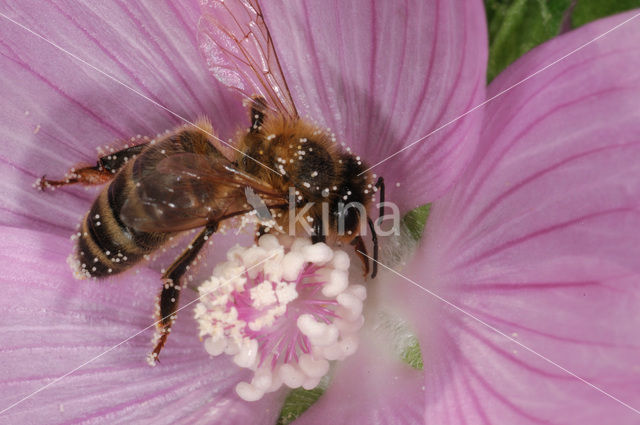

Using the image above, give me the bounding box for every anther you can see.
[195,236,366,401]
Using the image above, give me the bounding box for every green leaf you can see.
[401,336,424,370]
[276,377,329,425]
[402,204,431,241]
[572,0,640,28]
[485,0,573,82]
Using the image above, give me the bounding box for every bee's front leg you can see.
[350,235,370,277]
[149,222,219,364]
[37,141,149,190]
[311,219,326,244]
[255,224,269,244]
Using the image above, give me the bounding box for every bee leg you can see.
[375,176,385,219]
[150,222,219,362]
[311,219,326,244]
[367,217,379,279]
[37,167,112,190]
[249,96,268,133]
[350,235,370,277]
[96,142,148,173]
[37,142,148,190]
[255,224,269,243]
[359,176,384,279]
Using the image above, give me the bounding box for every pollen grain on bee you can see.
[0,252,280,416]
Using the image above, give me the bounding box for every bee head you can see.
[329,154,372,240]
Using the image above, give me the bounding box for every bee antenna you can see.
[375,176,385,221]
[368,176,385,279]
[367,217,378,279]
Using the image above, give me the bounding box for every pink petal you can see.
[0,227,283,424]
[403,11,640,424]
[295,333,425,425]
[0,0,244,235]
[257,0,488,211]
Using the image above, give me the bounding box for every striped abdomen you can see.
[76,159,170,278]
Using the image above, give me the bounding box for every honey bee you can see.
[37,0,384,361]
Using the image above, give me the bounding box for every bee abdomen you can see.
[76,171,167,278]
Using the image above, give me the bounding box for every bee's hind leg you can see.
[149,222,219,364]
[37,141,149,190]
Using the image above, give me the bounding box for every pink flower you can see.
[1,1,638,425]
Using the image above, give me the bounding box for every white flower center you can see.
[194,234,366,401]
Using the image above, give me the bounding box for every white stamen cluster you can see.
[194,234,366,401]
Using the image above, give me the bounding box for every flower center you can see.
[194,234,366,401]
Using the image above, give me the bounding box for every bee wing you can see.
[120,153,286,233]
[198,0,298,118]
